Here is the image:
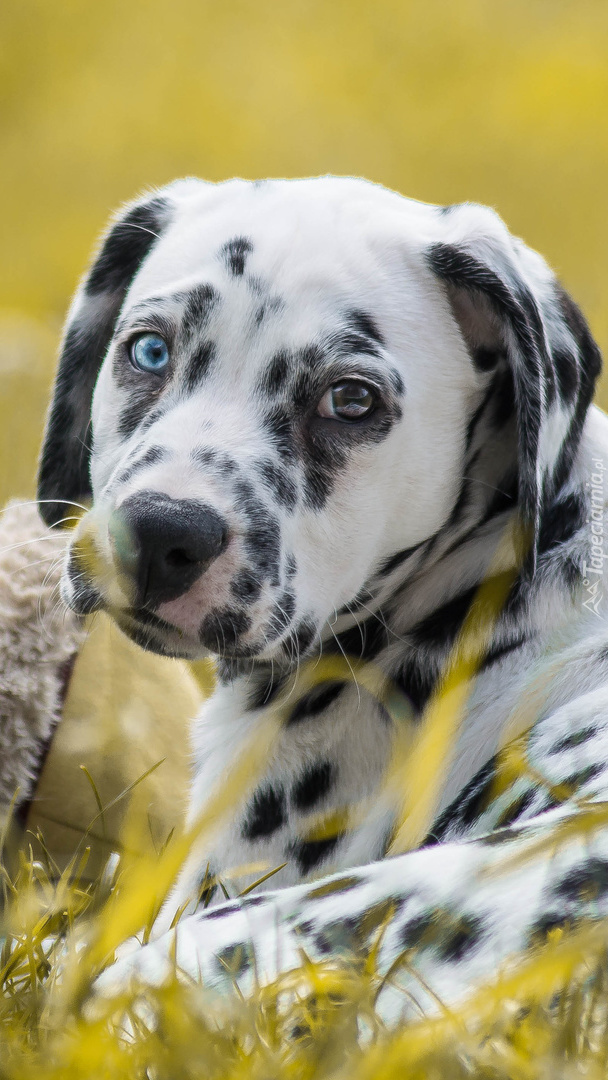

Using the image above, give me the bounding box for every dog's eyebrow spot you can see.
[115,299,177,339]
[181,283,219,338]
[344,308,385,348]
[183,341,216,391]
[220,236,253,277]
[292,761,336,811]
[327,316,384,360]
[257,351,291,395]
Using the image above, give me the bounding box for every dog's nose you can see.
[111,491,228,608]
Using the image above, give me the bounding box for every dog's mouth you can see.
[110,607,207,659]
[63,502,296,661]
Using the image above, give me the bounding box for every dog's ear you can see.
[427,204,602,570]
[37,191,174,527]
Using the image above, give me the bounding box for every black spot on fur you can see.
[292,618,317,655]
[326,614,388,662]
[263,406,295,460]
[550,726,598,754]
[248,671,287,710]
[267,589,296,638]
[528,913,571,946]
[87,198,170,295]
[551,286,602,494]
[192,446,218,468]
[537,493,586,557]
[242,783,286,840]
[183,341,216,391]
[378,540,426,578]
[410,585,477,651]
[552,858,608,903]
[230,569,262,604]
[446,476,473,529]
[114,444,167,486]
[245,516,281,582]
[437,914,486,962]
[553,347,579,404]
[495,789,536,828]
[199,608,252,650]
[181,283,218,338]
[563,763,603,791]
[287,682,347,726]
[215,941,253,977]
[117,393,156,439]
[292,761,335,811]
[258,351,291,396]
[478,633,529,672]
[344,308,385,348]
[400,911,435,948]
[202,902,242,919]
[290,835,342,874]
[426,756,497,844]
[221,236,253,277]
[393,660,438,717]
[254,458,298,510]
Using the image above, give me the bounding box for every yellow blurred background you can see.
[1,0,608,502]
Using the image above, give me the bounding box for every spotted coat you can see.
[38,176,608,1012]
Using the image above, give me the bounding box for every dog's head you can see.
[38,177,601,662]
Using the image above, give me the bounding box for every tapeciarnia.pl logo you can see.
[582,457,606,617]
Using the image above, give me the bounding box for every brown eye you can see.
[317,382,376,421]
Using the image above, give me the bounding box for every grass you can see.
[2,816,608,1080]
[3,522,608,1078]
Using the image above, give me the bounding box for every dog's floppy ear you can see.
[427,204,602,570]
[37,191,174,527]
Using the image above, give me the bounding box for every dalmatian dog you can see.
[38,176,608,1012]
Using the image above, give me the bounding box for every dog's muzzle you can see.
[109,491,229,609]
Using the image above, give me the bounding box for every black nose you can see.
[112,491,229,608]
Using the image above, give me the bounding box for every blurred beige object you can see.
[0,499,212,876]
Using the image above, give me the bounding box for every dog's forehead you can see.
[125,177,440,313]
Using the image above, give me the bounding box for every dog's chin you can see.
[111,609,275,663]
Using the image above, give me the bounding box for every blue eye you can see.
[130,333,170,374]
